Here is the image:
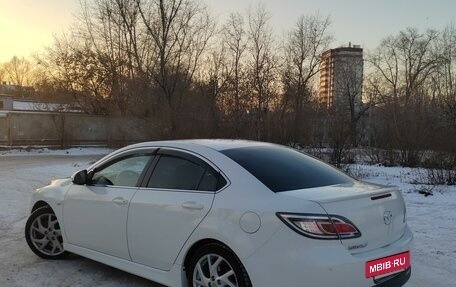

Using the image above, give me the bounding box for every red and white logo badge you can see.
[365,251,410,278]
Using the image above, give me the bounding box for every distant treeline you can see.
[0,0,455,167]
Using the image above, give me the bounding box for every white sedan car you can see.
[25,140,412,287]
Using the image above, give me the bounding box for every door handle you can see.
[112,197,129,206]
[182,201,204,210]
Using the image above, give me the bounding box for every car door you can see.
[127,149,227,271]
[63,150,154,260]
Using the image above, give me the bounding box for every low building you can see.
[0,95,13,110]
[0,94,80,113]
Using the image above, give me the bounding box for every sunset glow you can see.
[0,0,455,63]
[0,0,76,62]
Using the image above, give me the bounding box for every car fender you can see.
[30,178,72,228]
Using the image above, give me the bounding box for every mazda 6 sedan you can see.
[25,140,412,287]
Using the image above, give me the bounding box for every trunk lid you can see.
[281,181,407,254]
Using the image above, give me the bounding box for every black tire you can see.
[187,243,252,287]
[25,206,69,260]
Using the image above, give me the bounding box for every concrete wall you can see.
[0,111,157,147]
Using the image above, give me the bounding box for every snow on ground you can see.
[351,164,456,287]
[0,152,454,286]
[0,154,159,287]
[0,147,113,157]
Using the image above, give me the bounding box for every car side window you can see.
[198,170,225,191]
[91,154,152,187]
[147,156,206,190]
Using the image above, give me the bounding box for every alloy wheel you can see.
[193,254,238,287]
[29,213,64,256]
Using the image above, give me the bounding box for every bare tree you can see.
[40,35,114,115]
[435,25,456,97]
[367,36,400,106]
[0,64,6,84]
[135,0,215,135]
[433,25,456,121]
[367,28,441,165]
[196,45,231,136]
[76,0,148,116]
[36,0,148,115]
[3,56,35,88]
[246,4,279,140]
[427,25,456,153]
[29,0,455,154]
[369,28,440,105]
[221,12,249,135]
[397,28,440,105]
[282,14,332,143]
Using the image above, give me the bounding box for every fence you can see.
[0,111,158,147]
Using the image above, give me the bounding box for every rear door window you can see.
[147,153,226,191]
[147,156,205,190]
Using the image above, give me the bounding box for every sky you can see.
[0,0,77,62]
[0,0,455,63]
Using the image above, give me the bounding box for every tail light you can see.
[277,213,361,239]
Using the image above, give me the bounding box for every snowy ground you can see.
[0,152,160,287]
[351,164,456,287]
[0,149,455,286]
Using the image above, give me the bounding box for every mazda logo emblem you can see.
[383,211,393,225]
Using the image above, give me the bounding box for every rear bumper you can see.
[242,224,413,287]
[372,267,411,287]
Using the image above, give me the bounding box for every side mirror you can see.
[72,170,88,185]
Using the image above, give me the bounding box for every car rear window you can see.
[220,145,353,192]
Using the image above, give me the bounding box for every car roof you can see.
[126,139,272,152]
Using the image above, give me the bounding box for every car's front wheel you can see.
[188,243,252,287]
[25,206,68,259]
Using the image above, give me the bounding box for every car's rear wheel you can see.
[188,243,251,287]
[25,206,68,259]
